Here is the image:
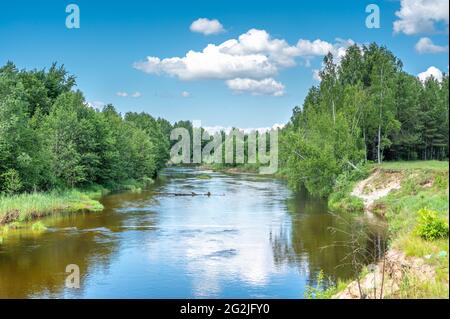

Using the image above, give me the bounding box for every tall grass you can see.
[0,189,104,224]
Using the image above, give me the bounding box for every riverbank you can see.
[0,179,154,229]
[0,189,104,229]
[330,161,449,298]
[198,163,289,179]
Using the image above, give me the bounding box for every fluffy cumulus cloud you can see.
[116,91,128,97]
[393,0,449,35]
[134,29,354,96]
[190,18,225,35]
[415,37,448,54]
[417,66,443,82]
[226,78,285,96]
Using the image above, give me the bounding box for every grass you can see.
[328,183,364,213]
[0,178,155,229]
[373,160,449,171]
[31,221,48,232]
[328,164,369,213]
[195,174,212,180]
[0,189,104,226]
[375,168,449,298]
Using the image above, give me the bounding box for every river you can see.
[0,167,386,298]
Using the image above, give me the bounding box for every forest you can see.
[0,43,449,199]
[0,62,171,195]
[279,43,449,196]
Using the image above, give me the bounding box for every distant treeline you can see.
[1,42,448,198]
[279,43,449,196]
[0,62,171,195]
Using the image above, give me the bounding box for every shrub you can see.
[304,270,336,299]
[415,208,449,241]
[1,169,22,195]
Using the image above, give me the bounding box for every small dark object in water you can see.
[156,191,216,197]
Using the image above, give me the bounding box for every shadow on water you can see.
[271,187,388,285]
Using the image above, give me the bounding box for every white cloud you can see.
[295,39,334,56]
[134,28,355,95]
[87,101,105,110]
[131,91,142,98]
[312,69,321,81]
[190,18,225,35]
[415,37,448,53]
[417,66,443,82]
[226,78,285,96]
[393,0,449,35]
[116,91,128,97]
[181,91,191,98]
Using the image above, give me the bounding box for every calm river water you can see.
[0,168,386,298]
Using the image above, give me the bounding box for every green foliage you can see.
[304,270,336,299]
[0,189,104,224]
[0,62,171,196]
[31,221,47,232]
[0,168,22,195]
[415,208,449,241]
[327,164,369,212]
[280,43,449,197]
[196,174,212,180]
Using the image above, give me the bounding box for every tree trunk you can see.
[332,100,336,125]
[377,124,381,164]
[363,129,368,162]
[378,67,384,164]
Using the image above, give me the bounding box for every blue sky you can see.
[0,0,448,129]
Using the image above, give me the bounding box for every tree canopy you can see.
[280,43,448,196]
[0,62,171,194]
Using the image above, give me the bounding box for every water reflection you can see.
[0,168,386,298]
[271,189,387,286]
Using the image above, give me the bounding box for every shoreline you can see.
[330,161,449,298]
[0,179,155,230]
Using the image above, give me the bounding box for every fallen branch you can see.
[153,192,223,197]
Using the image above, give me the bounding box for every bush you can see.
[304,270,336,299]
[415,208,449,241]
[1,169,22,195]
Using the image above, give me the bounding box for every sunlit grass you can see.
[0,189,104,225]
[372,160,449,171]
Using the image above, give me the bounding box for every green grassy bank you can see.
[327,160,449,298]
[0,178,154,229]
[0,189,104,227]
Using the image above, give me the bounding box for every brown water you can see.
[0,168,386,298]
